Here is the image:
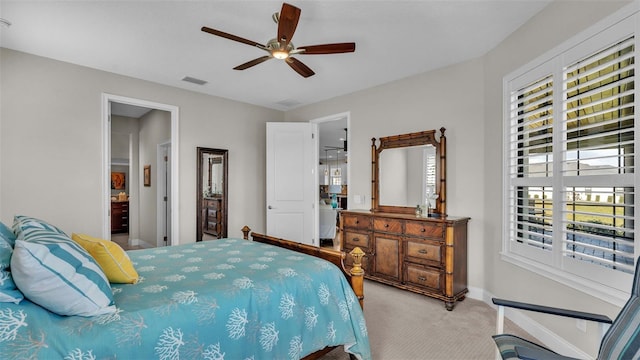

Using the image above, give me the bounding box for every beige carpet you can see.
[322,280,537,360]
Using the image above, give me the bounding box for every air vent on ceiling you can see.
[275,99,302,108]
[182,76,207,85]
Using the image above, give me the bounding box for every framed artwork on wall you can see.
[143,165,151,187]
[111,172,126,190]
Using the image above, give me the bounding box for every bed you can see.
[0,217,370,360]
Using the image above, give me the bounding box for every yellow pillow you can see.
[71,233,139,284]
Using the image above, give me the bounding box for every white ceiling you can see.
[0,1,551,111]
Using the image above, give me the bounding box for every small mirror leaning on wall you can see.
[196,147,228,241]
[371,128,446,216]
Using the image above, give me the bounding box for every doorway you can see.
[101,94,180,247]
[312,112,350,248]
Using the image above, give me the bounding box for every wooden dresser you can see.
[111,201,129,234]
[341,210,469,310]
[202,196,225,239]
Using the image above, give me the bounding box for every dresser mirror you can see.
[196,147,228,241]
[371,128,446,215]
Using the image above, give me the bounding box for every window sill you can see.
[499,251,629,307]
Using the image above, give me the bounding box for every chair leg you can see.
[496,305,505,360]
[599,322,611,340]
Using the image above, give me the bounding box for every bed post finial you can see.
[349,247,365,309]
[241,226,251,240]
[349,247,365,276]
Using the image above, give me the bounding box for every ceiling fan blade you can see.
[233,56,272,70]
[297,43,356,55]
[201,26,265,49]
[277,3,301,47]
[286,57,315,78]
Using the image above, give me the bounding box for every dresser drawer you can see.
[373,218,402,234]
[205,199,221,209]
[342,214,370,231]
[404,264,442,291]
[405,220,443,238]
[405,239,442,265]
[344,231,370,249]
[112,202,128,209]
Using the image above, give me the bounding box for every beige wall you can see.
[0,48,283,240]
[138,110,170,246]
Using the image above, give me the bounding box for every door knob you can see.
[268,205,273,210]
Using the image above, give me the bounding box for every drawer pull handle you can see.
[418,276,426,282]
[418,249,427,254]
[421,228,426,232]
[384,224,389,228]
[352,237,360,242]
[355,220,359,224]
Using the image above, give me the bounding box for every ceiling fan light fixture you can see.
[272,50,289,60]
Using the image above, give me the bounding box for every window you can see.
[423,146,437,207]
[503,12,637,298]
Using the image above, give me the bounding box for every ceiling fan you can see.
[201,2,356,78]
[324,128,348,152]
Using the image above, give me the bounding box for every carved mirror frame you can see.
[371,128,446,216]
[196,147,228,241]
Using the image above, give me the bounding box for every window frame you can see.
[501,4,639,306]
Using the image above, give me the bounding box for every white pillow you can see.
[11,228,115,317]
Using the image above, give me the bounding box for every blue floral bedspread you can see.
[0,238,371,359]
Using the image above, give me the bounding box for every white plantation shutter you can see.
[503,12,638,296]
[561,36,635,274]
[507,75,555,255]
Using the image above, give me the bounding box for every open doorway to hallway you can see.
[102,94,180,249]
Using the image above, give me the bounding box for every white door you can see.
[266,122,317,246]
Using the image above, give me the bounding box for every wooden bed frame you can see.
[240,226,366,359]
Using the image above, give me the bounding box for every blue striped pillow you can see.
[13,215,67,238]
[11,218,115,316]
[0,221,23,304]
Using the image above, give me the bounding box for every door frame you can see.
[101,93,180,245]
[157,141,171,247]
